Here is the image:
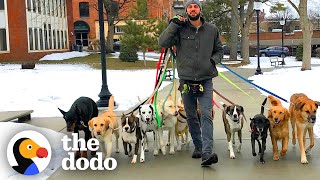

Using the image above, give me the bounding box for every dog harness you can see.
[175,112,188,136]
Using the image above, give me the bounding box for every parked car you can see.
[259,46,289,57]
[113,41,121,52]
[223,44,241,55]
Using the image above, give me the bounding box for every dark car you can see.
[259,46,289,57]
[113,41,121,52]
[223,44,241,55]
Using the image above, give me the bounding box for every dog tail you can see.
[268,95,282,107]
[108,96,115,112]
[260,97,267,115]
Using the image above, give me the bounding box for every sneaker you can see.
[192,147,202,159]
[201,153,218,166]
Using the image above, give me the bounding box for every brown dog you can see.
[88,96,120,159]
[267,95,290,161]
[289,93,320,164]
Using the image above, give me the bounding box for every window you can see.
[114,26,123,34]
[0,0,4,10]
[0,29,7,51]
[29,28,34,50]
[79,2,89,18]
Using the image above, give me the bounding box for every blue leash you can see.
[220,63,288,103]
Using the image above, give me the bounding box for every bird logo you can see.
[7,130,51,176]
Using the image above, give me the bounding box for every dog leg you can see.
[105,141,112,159]
[298,127,308,164]
[260,138,267,164]
[128,144,133,157]
[280,136,288,156]
[123,141,129,155]
[228,132,235,159]
[132,140,140,164]
[158,129,166,155]
[153,130,159,156]
[169,128,175,155]
[144,133,149,152]
[232,132,235,145]
[114,131,120,153]
[185,130,190,146]
[251,137,256,156]
[257,139,262,155]
[167,130,170,146]
[140,132,146,162]
[176,133,182,152]
[237,130,242,153]
[291,118,296,145]
[271,136,279,161]
[306,127,314,156]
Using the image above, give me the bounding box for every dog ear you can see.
[168,95,172,100]
[294,100,305,110]
[138,106,142,114]
[267,109,272,119]
[226,106,231,113]
[58,108,66,115]
[284,109,290,121]
[135,117,140,125]
[75,105,82,115]
[315,101,320,108]
[88,119,94,128]
[104,118,112,129]
[149,105,154,114]
[239,106,244,113]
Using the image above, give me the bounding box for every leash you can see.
[220,63,288,103]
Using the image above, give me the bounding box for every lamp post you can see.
[254,0,262,75]
[97,0,112,107]
[280,18,285,65]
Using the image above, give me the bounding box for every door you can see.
[75,32,88,46]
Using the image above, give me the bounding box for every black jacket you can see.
[159,17,224,81]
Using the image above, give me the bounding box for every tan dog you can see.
[175,98,190,151]
[267,95,290,161]
[289,93,320,164]
[157,95,178,155]
[88,96,120,159]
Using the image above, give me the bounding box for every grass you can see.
[39,53,159,70]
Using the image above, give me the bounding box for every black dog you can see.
[250,97,269,164]
[58,96,98,158]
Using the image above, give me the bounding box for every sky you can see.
[1,51,320,178]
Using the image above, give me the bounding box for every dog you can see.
[250,97,269,164]
[175,98,190,151]
[88,96,120,159]
[267,95,290,161]
[121,113,142,164]
[58,96,98,158]
[138,104,163,162]
[222,103,245,159]
[289,93,320,164]
[157,95,178,155]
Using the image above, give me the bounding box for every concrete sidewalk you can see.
[23,67,320,180]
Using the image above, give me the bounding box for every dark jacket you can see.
[159,17,224,81]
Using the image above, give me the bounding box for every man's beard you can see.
[188,13,200,21]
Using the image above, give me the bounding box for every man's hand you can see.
[170,15,186,26]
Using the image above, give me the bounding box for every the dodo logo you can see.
[7,130,51,176]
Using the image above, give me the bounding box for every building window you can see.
[115,26,123,34]
[79,2,89,18]
[27,0,68,51]
[0,29,7,51]
[0,0,4,10]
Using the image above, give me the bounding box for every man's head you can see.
[185,0,201,21]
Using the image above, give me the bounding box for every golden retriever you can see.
[267,95,290,161]
[289,93,320,164]
[88,96,120,159]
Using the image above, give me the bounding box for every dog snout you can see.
[233,114,238,118]
[97,131,101,135]
[274,118,279,123]
[146,117,150,121]
[125,127,129,131]
[309,116,316,123]
[174,111,179,116]
[258,128,263,132]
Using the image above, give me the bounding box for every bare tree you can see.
[288,0,313,70]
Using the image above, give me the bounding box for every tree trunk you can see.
[230,0,239,60]
[143,51,146,67]
[299,0,312,70]
[241,25,250,64]
[106,14,115,53]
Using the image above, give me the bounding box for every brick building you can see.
[0,0,74,62]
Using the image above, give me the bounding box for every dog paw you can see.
[273,155,279,161]
[292,139,296,145]
[260,160,265,164]
[252,152,257,156]
[144,148,149,152]
[131,159,137,164]
[301,158,308,164]
[230,152,235,159]
[140,158,145,163]
[128,152,133,157]
[116,149,120,153]
[280,150,287,156]
[153,150,159,156]
[161,147,166,155]
[169,150,175,155]
[177,146,182,152]
[237,148,241,153]
[166,142,170,146]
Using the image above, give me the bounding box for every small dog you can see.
[58,96,98,158]
[157,95,178,155]
[289,93,320,164]
[175,98,190,151]
[222,103,245,159]
[88,96,120,159]
[267,95,290,161]
[138,104,163,161]
[250,97,269,164]
[121,113,142,164]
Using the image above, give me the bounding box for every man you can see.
[158,0,223,166]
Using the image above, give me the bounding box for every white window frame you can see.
[0,0,10,53]
[115,26,123,34]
